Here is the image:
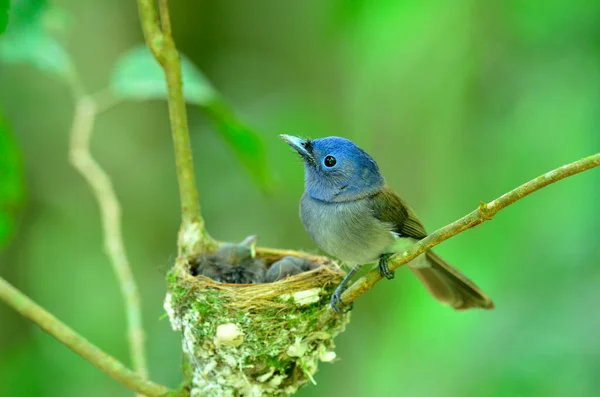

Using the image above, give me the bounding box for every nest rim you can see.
[170,248,346,310]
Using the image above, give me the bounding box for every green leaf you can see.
[0,2,72,77]
[110,45,217,104]
[7,0,47,28]
[0,23,72,75]
[0,0,9,35]
[204,99,275,192]
[111,45,274,191]
[0,112,26,250]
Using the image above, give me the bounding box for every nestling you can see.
[280,134,494,313]
[265,256,319,282]
[191,235,266,284]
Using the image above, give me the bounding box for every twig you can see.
[68,94,149,385]
[136,0,210,255]
[0,276,171,397]
[318,153,600,324]
[90,88,123,113]
[158,0,172,37]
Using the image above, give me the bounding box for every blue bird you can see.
[280,134,494,313]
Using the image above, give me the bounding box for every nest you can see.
[164,247,352,397]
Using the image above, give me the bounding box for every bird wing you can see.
[370,186,428,239]
[370,185,494,310]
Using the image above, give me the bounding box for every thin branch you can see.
[136,0,209,256]
[319,153,600,323]
[135,0,164,60]
[0,277,171,397]
[158,0,172,37]
[90,88,123,114]
[68,94,149,384]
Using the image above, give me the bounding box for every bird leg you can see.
[330,265,359,313]
[378,253,395,279]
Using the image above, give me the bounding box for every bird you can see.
[265,256,318,282]
[215,235,260,265]
[191,235,267,284]
[280,134,494,313]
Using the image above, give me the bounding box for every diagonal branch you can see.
[68,94,149,384]
[318,153,600,324]
[0,276,171,397]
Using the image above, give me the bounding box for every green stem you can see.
[162,45,200,228]
[0,276,171,397]
[319,152,600,323]
[136,0,208,254]
[68,93,149,386]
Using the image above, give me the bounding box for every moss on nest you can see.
[164,251,351,397]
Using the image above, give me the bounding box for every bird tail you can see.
[409,251,494,310]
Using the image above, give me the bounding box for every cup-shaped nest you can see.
[164,248,351,397]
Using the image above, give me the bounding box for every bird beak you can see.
[240,235,258,258]
[279,134,314,163]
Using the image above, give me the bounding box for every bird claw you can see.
[378,254,395,280]
[330,286,353,314]
[329,265,359,313]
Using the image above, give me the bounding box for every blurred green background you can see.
[1,0,600,396]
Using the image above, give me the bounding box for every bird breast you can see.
[300,193,395,264]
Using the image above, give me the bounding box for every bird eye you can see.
[324,155,336,167]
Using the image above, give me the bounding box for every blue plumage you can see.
[300,136,384,202]
[281,134,494,313]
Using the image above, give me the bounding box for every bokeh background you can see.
[1,0,600,396]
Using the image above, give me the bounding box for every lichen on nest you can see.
[164,249,352,397]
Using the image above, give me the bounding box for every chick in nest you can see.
[265,256,319,282]
[191,235,266,284]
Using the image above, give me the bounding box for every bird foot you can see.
[329,265,359,313]
[330,285,353,314]
[378,254,395,279]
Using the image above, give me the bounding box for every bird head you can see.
[280,135,384,202]
[215,235,258,265]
